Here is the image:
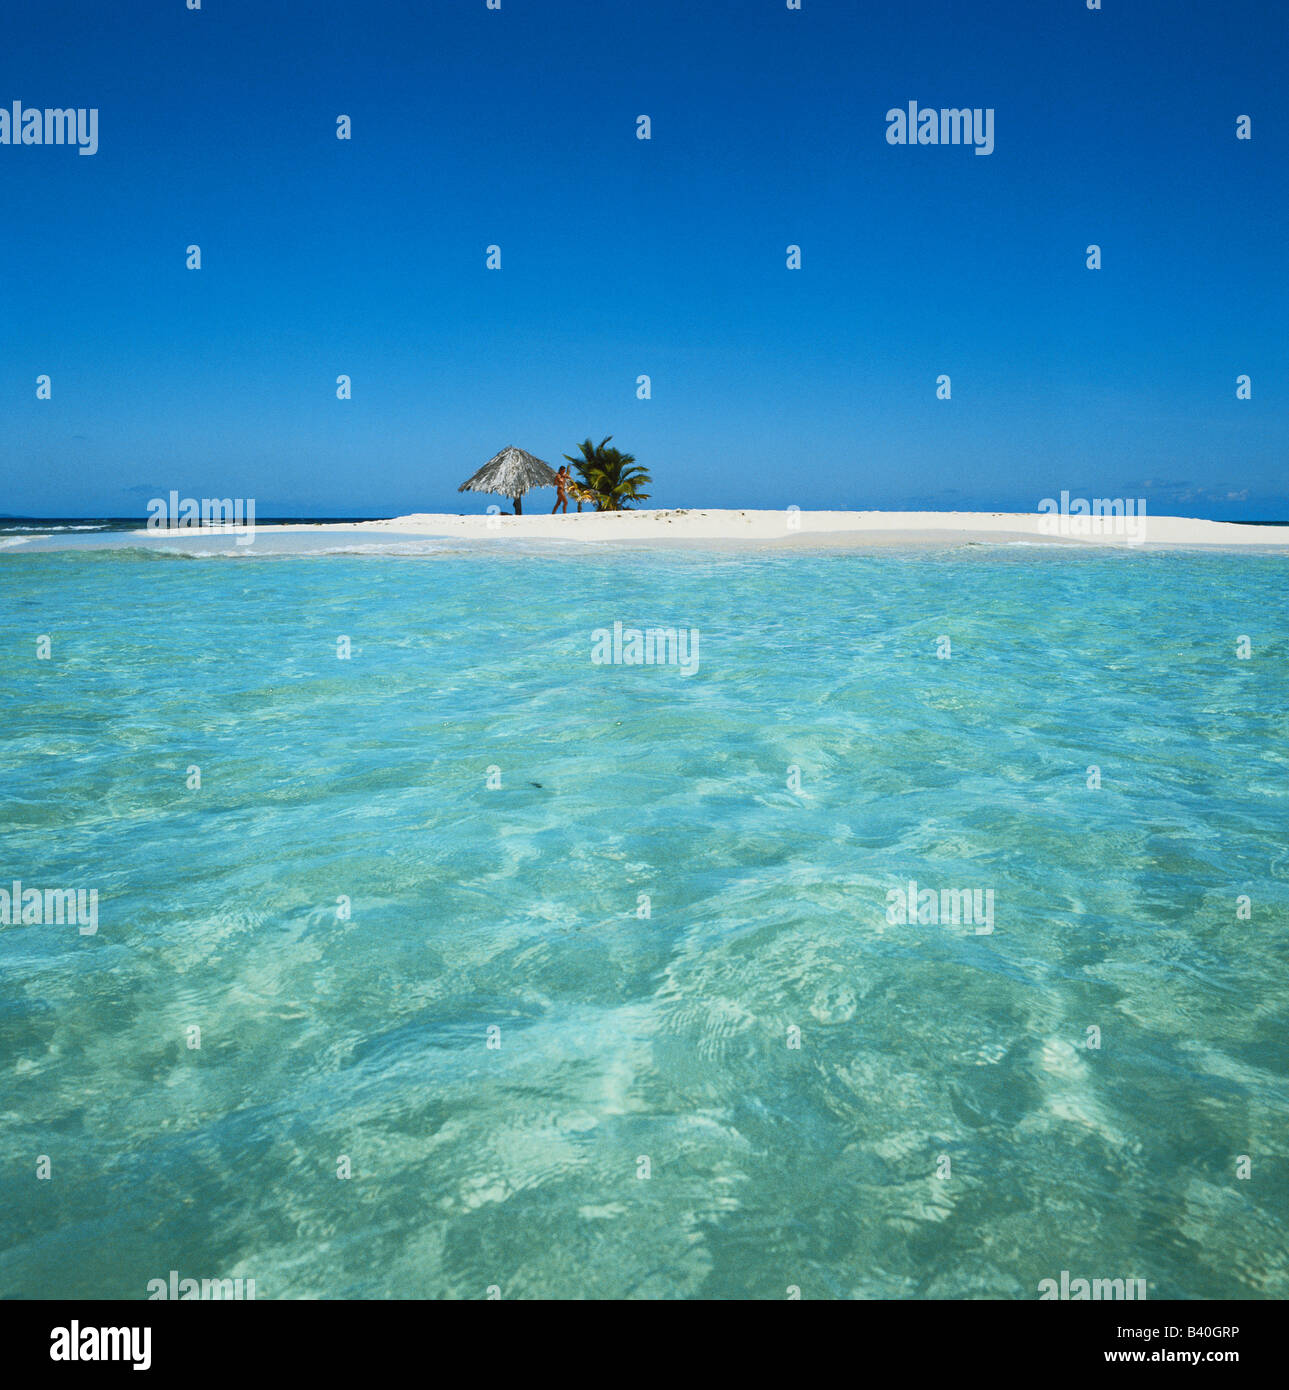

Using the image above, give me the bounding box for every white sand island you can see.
[301,509,1289,549]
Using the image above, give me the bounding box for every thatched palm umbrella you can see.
[457,446,558,515]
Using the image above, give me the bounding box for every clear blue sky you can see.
[1,0,1284,518]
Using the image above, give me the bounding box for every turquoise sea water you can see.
[2,539,1287,1299]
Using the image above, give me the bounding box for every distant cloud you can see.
[1132,479,1271,508]
[1134,479,1207,503]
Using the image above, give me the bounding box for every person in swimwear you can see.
[552,465,571,514]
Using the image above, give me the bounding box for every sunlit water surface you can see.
[2,540,1287,1298]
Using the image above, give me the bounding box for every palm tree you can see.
[585,448,651,510]
[564,436,612,512]
[563,436,652,511]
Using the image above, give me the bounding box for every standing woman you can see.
[551,465,570,514]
